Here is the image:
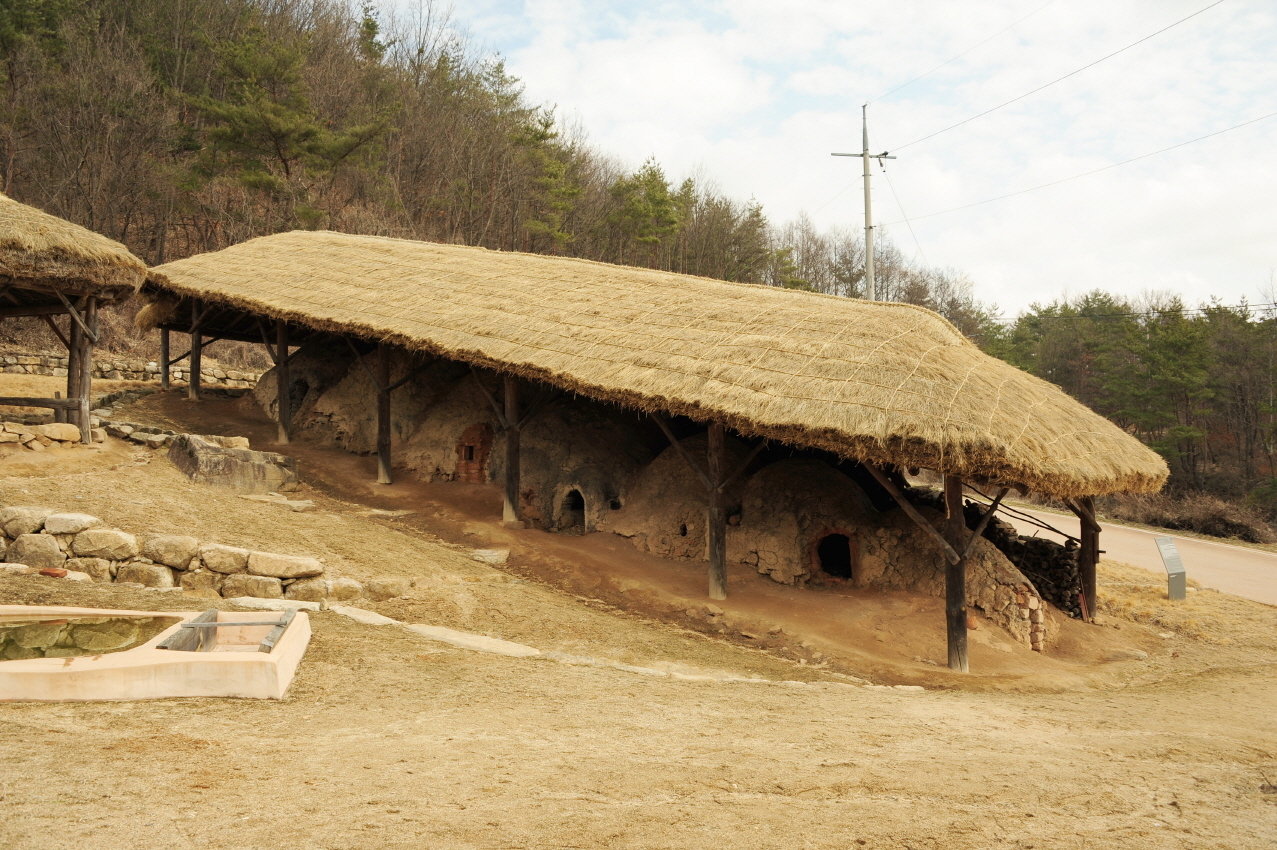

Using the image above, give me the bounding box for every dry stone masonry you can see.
[0,505,364,604]
[0,351,260,389]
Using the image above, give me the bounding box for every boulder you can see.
[327,577,364,601]
[198,543,250,574]
[219,573,283,599]
[70,619,140,652]
[43,513,102,535]
[142,534,201,570]
[5,534,66,570]
[247,551,323,579]
[284,577,329,602]
[38,422,83,442]
[114,563,175,588]
[10,621,66,649]
[66,557,113,581]
[0,506,53,537]
[72,527,140,560]
[179,569,223,597]
[0,431,19,443]
[167,434,299,494]
[365,577,411,601]
[0,563,33,575]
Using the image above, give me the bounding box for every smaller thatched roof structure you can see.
[0,193,145,299]
[144,231,1168,499]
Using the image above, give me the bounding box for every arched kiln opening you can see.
[816,533,853,580]
[559,489,586,534]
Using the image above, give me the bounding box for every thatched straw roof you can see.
[0,192,146,297]
[146,231,1167,498]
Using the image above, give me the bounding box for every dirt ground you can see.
[2,383,1276,849]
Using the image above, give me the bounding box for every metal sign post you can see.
[1154,535,1187,600]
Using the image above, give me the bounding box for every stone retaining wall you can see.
[0,352,261,389]
[0,505,362,605]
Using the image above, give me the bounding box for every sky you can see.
[390,0,1276,316]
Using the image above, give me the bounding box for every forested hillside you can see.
[2,0,1273,525]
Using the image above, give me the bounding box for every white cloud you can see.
[396,0,1277,313]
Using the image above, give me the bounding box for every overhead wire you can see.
[869,0,1057,104]
[880,163,927,267]
[879,109,1277,226]
[888,0,1227,153]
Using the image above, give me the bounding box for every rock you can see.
[70,619,140,652]
[72,527,140,560]
[62,570,93,582]
[199,543,251,574]
[142,534,200,569]
[327,577,363,601]
[11,621,66,649]
[471,548,510,565]
[105,423,134,438]
[90,428,107,443]
[179,569,223,596]
[43,512,102,535]
[224,596,319,612]
[284,577,329,602]
[365,577,411,601]
[38,422,83,442]
[247,551,324,579]
[6,534,66,570]
[238,494,314,512]
[167,433,299,494]
[22,437,45,451]
[66,558,112,581]
[0,431,19,443]
[403,624,540,658]
[138,433,170,449]
[220,573,284,599]
[0,563,33,575]
[0,506,53,537]
[1106,648,1150,662]
[114,563,176,588]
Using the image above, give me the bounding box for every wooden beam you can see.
[502,375,521,525]
[76,296,96,442]
[469,367,508,428]
[376,343,392,485]
[276,320,290,444]
[718,438,767,493]
[188,300,202,401]
[959,487,1009,560]
[706,422,727,600]
[943,475,969,673]
[862,463,961,565]
[64,299,82,418]
[40,315,69,350]
[53,289,98,343]
[0,303,71,319]
[650,414,713,491]
[1072,496,1100,621]
[159,327,170,390]
[0,396,81,410]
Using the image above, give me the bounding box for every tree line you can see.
[1,0,1271,519]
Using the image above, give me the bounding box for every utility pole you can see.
[833,104,895,301]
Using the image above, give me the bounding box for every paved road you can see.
[1000,506,1277,606]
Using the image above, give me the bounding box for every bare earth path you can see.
[1005,507,1277,606]
[2,382,1276,848]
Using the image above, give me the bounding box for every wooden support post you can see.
[502,375,520,525]
[77,296,96,443]
[160,328,170,390]
[275,321,290,444]
[706,422,727,601]
[376,343,392,485]
[1077,496,1099,621]
[188,301,203,401]
[65,301,81,423]
[943,474,969,673]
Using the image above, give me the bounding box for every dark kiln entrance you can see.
[559,489,586,533]
[816,533,853,580]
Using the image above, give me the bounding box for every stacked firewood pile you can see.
[964,505,1083,618]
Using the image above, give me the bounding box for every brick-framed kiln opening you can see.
[455,423,493,483]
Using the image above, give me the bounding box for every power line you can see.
[880,163,927,267]
[870,0,1056,104]
[889,0,1227,153]
[880,109,1277,226]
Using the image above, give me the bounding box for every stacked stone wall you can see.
[0,505,363,605]
[0,351,260,389]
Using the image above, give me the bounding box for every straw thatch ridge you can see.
[0,192,146,296]
[145,230,1168,498]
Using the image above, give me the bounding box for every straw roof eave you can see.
[143,231,1169,500]
[0,193,146,300]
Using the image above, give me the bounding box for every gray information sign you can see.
[1154,535,1187,601]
